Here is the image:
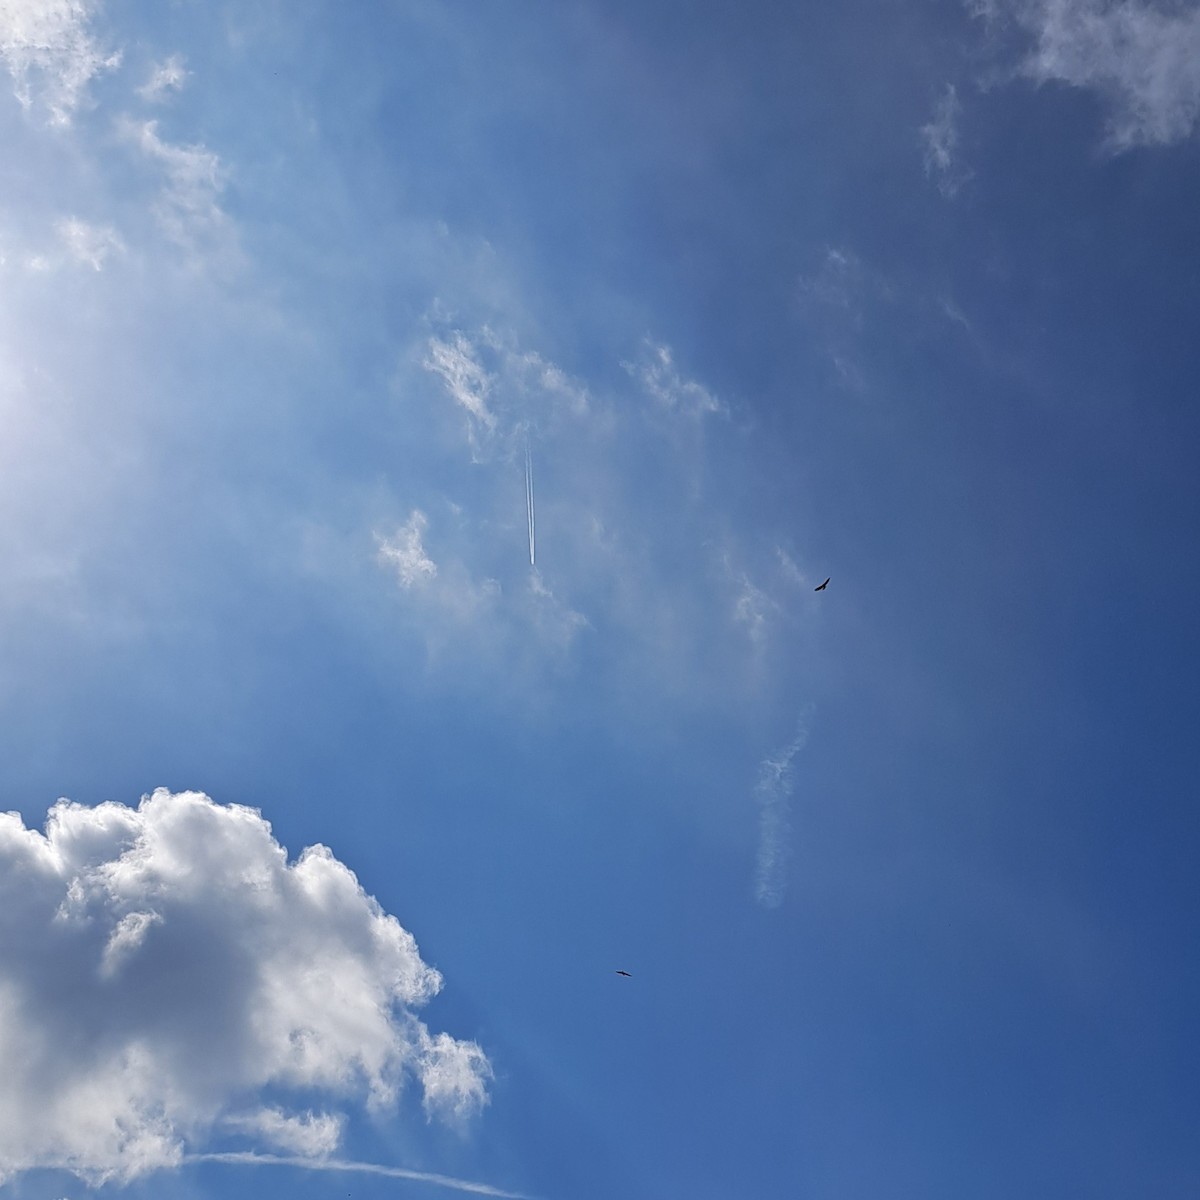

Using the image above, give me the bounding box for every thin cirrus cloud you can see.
[753,716,813,909]
[137,53,188,103]
[55,216,125,270]
[921,83,970,197]
[979,0,1200,149]
[0,0,119,125]
[389,318,807,702]
[120,117,232,254]
[0,789,490,1186]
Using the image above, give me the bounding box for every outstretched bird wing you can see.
[815,577,830,591]
[615,970,632,977]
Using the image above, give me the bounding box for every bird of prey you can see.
[814,577,830,591]
[614,970,632,977]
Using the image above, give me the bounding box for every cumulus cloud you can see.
[753,718,812,908]
[986,0,1200,148]
[0,0,120,124]
[0,789,490,1185]
[138,52,187,103]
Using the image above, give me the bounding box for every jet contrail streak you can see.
[184,1152,532,1199]
[525,439,536,567]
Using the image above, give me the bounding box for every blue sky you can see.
[1,1,1199,1197]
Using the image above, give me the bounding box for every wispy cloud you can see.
[921,84,971,197]
[425,332,499,453]
[221,1108,344,1158]
[753,716,813,909]
[982,0,1200,149]
[623,338,724,418]
[55,216,124,270]
[138,52,188,103]
[0,790,490,1185]
[122,118,232,254]
[377,511,439,589]
[0,0,120,124]
[186,1151,530,1199]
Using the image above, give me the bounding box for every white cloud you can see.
[188,1150,529,1198]
[55,216,124,270]
[529,568,590,648]
[0,790,490,1185]
[921,84,970,197]
[0,0,120,124]
[422,326,589,460]
[775,547,807,588]
[122,118,231,252]
[222,1107,344,1158]
[986,0,1200,148]
[623,339,723,418]
[424,332,498,451]
[376,511,438,588]
[733,573,777,648]
[138,52,187,103]
[753,718,811,909]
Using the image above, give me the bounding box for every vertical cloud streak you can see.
[753,715,812,909]
[525,439,536,567]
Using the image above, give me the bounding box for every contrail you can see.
[525,438,536,567]
[185,1152,532,1199]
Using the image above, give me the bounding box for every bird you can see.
[614,970,632,977]
[814,577,830,591]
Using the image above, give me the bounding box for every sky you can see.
[1,1,1199,1197]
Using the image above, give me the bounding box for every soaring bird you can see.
[814,577,830,591]
[614,970,632,977]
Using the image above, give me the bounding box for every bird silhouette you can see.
[614,970,632,977]
[814,577,830,591]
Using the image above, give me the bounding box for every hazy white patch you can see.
[529,568,590,647]
[376,511,438,589]
[122,119,230,252]
[940,295,973,333]
[921,84,971,197]
[483,326,590,418]
[55,216,124,270]
[775,547,807,588]
[222,1107,344,1158]
[796,246,896,392]
[754,717,812,908]
[623,339,724,418]
[187,1151,529,1198]
[798,246,866,318]
[734,574,777,647]
[985,0,1200,148]
[138,53,187,103]
[0,0,119,124]
[0,790,490,1185]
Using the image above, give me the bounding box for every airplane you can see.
[814,577,830,591]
